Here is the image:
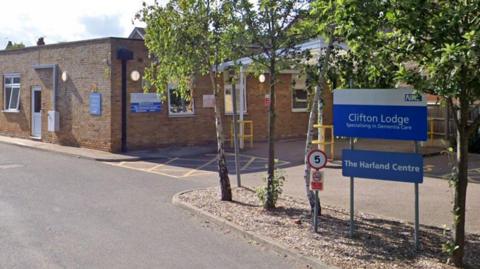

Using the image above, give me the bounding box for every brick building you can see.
[0,32,331,152]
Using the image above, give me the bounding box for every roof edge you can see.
[0,37,144,55]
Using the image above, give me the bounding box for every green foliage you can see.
[137,0,240,201]
[256,169,286,208]
[305,0,398,89]
[308,1,480,265]
[237,0,310,75]
[442,240,460,264]
[137,0,242,97]
[5,41,25,50]
[236,0,310,209]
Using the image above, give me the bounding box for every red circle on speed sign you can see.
[307,149,327,170]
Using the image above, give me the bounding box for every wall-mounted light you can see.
[130,70,141,82]
[258,74,266,83]
[61,71,68,82]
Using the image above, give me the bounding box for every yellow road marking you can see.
[147,157,179,171]
[183,157,218,177]
[105,161,181,178]
[423,164,435,172]
[241,157,256,171]
[182,170,216,177]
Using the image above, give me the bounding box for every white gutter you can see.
[217,38,344,72]
[32,64,58,110]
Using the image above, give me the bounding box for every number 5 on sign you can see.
[307,149,327,170]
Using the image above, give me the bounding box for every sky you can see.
[0,0,164,49]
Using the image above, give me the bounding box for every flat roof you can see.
[0,37,144,55]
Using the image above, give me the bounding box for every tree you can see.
[5,41,25,50]
[389,2,480,266]
[312,0,480,266]
[138,0,241,201]
[237,0,309,209]
[299,0,397,214]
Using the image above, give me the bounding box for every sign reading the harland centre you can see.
[333,89,428,141]
[342,149,423,183]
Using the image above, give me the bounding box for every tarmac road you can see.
[0,143,298,269]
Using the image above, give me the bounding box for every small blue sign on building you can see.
[333,89,428,141]
[89,92,102,116]
[342,149,423,183]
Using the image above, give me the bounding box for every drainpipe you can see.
[116,48,133,152]
[32,64,59,132]
[239,65,245,149]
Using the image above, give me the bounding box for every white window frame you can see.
[224,83,247,115]
[167,84,195,117]
[291,75,308,112]
[3,73,21,113]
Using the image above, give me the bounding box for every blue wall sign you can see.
[89,92,102,116]
[333,89,427,141]
[342,149,423,183]
[130,93,162,113]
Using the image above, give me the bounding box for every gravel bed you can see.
[179,187,480,269]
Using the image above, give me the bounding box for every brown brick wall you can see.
[110,39,218,152]
[0,39,333,152]
[223,74,332,143]
[109,40,320,151]
[0,39,113,151]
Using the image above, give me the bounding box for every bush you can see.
[256,169,286,208]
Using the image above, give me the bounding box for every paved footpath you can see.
[0,143,299,268]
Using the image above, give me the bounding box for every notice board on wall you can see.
[89,92,102,116]
[130,93,162,113]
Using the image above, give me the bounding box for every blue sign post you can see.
[334,89,427,251]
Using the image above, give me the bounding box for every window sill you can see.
[2,109,20,113]
[168,113,195,118]
[225,112,248,116]
[292,109,308,113]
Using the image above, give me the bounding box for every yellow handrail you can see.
[428,117,446,140]
[312,124,334,160]
[230,120,254,148]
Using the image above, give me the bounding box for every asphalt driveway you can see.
[0,143,298,269]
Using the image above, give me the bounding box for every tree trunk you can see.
[303,86,321,213]
[210,73,232,201]
[265,61,277,210]
[303,37,334,213]
[451,101,469,267]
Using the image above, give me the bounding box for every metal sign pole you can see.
[314,189,319,232]
[349,137,355,237]
[414,141,420,251]
[231,81,241,187]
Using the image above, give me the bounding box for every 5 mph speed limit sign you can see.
[307,149,327,170]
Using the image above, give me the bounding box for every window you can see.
[4,74,21,112]
[224,83,247,114]
[292,75,308,112]
[168,84,194,116]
